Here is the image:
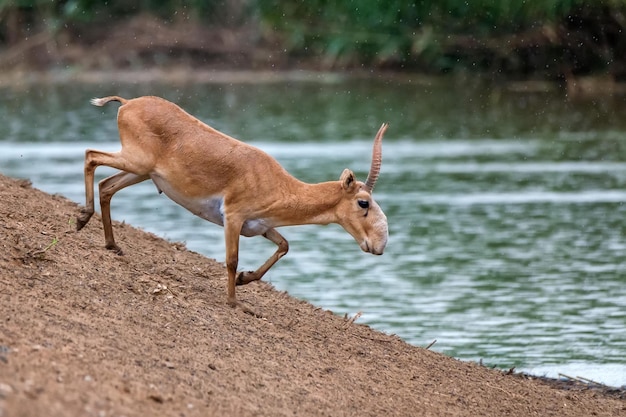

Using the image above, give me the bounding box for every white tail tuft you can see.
[90,96,127,107]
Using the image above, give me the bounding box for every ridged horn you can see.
[363,123,388,193]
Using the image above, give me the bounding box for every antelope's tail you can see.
[90,96,128,107]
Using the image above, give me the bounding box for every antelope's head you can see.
[336,123,389,255]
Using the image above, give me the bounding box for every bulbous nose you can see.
[372,237,387,255]
[361,235,387,255]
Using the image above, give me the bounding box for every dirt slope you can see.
[0,173,624,417]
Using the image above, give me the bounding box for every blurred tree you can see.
[255,0,626,74]
[1,0,626,76]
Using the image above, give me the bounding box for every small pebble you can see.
[0,382,14,396]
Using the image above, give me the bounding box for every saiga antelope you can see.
[77,96,389,309]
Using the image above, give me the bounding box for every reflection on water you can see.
[1,77,625,386]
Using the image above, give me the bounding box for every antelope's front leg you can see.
[236,228,289,286]
[224,217,245,306]
[223,217,263,317]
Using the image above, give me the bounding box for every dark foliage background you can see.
[1,0,626,77]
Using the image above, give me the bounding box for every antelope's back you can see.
[116,96,289,190]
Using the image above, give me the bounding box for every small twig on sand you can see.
[344,311,362,326]
[560,373,609,387]
[559,373,577,381]
[576,376,608,387]
[425,339,437,350]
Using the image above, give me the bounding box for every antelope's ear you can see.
[340,169,357,192]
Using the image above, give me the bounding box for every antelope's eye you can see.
[358,200,369,209]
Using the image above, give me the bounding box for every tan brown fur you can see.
[77,96,388,308]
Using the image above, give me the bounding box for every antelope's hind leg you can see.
[236,228,289,286]
[77,148,104,230]
[76,148,150,253]
[77,148,129,230]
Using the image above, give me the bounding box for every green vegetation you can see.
[0,0,241,33]
[1,0,626,76]
[256,0,626,73]
[256,0,587,64]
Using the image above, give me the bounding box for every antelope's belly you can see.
[150,176,271,237]
[194,197,272,237]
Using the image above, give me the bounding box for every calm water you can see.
[1,75,625,386]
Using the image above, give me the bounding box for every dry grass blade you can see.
[344,311,362,326]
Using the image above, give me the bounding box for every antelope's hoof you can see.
[105,244,124,256]
[235,271,255,286]
[76,210,93,231]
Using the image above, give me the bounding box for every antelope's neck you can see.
[275,180,343,226]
